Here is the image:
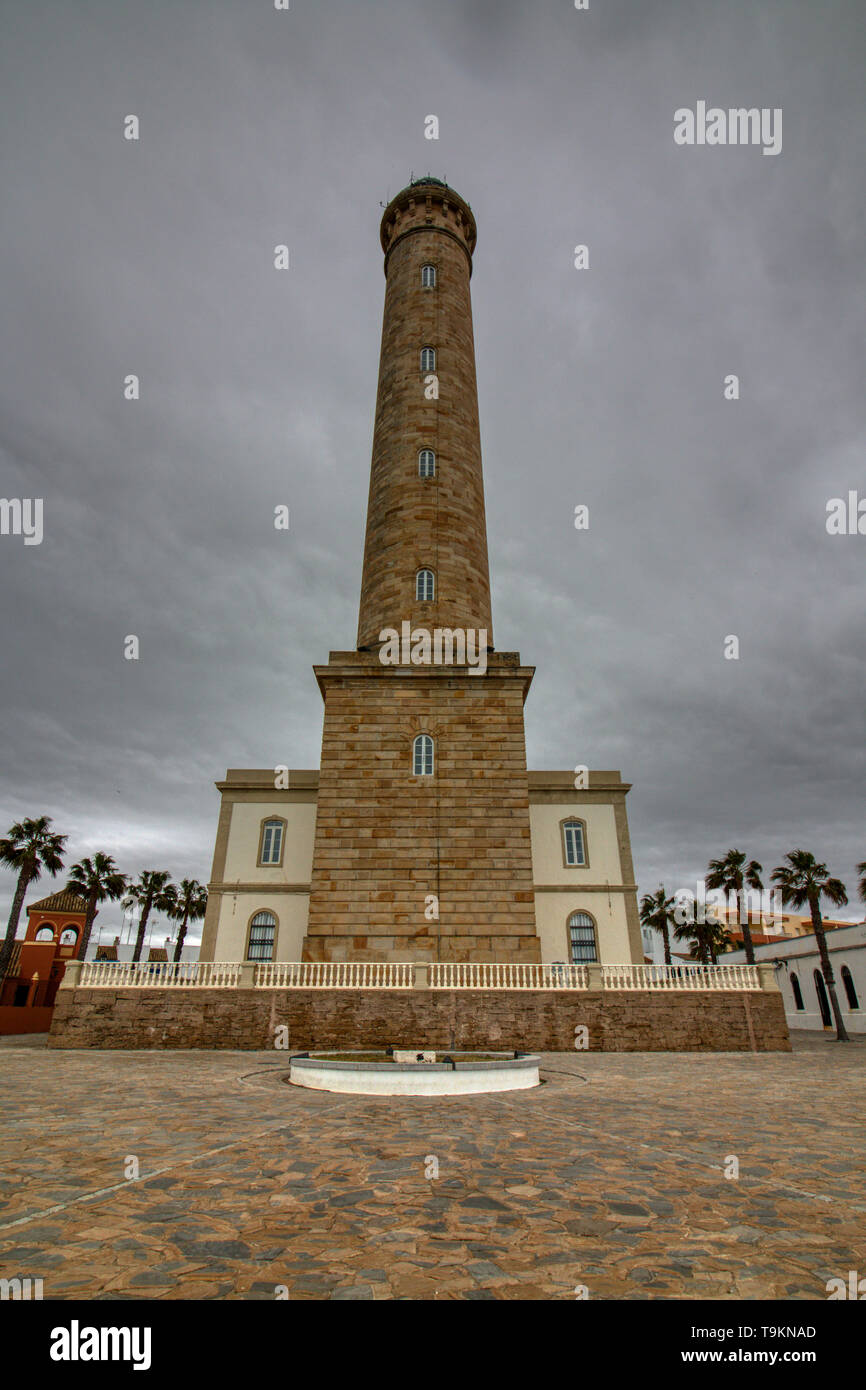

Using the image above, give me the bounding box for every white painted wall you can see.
[536,890,632,964]
[726,924,866,1033]
[209,791,634,964]
[222,801,316,883]
[213,890,309,961]
[529,803,623,885]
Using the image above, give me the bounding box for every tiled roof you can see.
[28,890,89,914]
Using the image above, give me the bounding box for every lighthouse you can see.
[199,180,641,976]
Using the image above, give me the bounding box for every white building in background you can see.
[725,924,866,1034]
[84,912,199,964]
[640,909,854,967]
[84,939,200,964]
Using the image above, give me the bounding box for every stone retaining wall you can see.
[48,987,790,1052]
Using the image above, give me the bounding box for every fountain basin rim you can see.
[291,1051,540,1073]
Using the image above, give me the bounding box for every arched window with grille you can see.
[841,965,859,1010]
[790,971,805,1010]
[413,734,434,776]
[421,264,437,288]
[420,346,436,372]
[418,449,436,478]
[247,911,277,961]
[416,569,435,601]
[568,911,597,964]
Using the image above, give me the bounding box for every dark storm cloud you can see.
[1,0,864,940]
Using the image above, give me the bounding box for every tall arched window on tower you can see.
[413,734,434,776]
[258,818,286,867]
[421,264,437,288]
[561,819,588,867]
[247,911,277,961]
[420,346,436,372]
[567,911,598,963]
[418,449,436,478]
[416,569,435,601]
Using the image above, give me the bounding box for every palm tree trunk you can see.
[77,892,99,961]
[810,895,849,1041]
[133,900,152,963]
[661,925,671,965]
[0,868,31,980]
[173,908,190,964]
[741,917,756,965]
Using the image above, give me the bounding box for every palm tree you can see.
[706,849,764,965]
[639,886,677,965]
[857,860,866,905]
[674,908,732,965]
[0,816,68,980]
[164,879,208,963]
[771,850,850,1042]
[124,871,173,963]
[66,854,128,961]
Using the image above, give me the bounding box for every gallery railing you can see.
[69,960,770,991]
[75,960,242,989]
[255,960,415,990]
[429,962,589,990]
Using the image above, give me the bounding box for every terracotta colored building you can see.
[0,889,89,1033]
[200,179,641,968]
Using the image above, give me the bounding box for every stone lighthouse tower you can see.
[302,178,540,964]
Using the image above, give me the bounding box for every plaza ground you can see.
[0,1032,863,1300]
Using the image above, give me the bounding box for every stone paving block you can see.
[0,1034,863,1300]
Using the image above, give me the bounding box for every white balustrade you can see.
[601,963,760,991]
[79,961,241,989]
[78,959,761,991]
[429,962,588,990]
[254,960,414,989]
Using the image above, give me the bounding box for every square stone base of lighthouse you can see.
[198,667,643,969]
[301,650,540,964]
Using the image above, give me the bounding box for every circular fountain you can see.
[289,1049,540,1097]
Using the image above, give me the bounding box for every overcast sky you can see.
[1,0,864,944]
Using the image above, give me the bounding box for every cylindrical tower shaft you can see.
[357,179,493,649]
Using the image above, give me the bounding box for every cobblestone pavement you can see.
[0,1033,863,1300]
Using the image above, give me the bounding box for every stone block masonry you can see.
[48,988,790,1052]
[304,652,540,963]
